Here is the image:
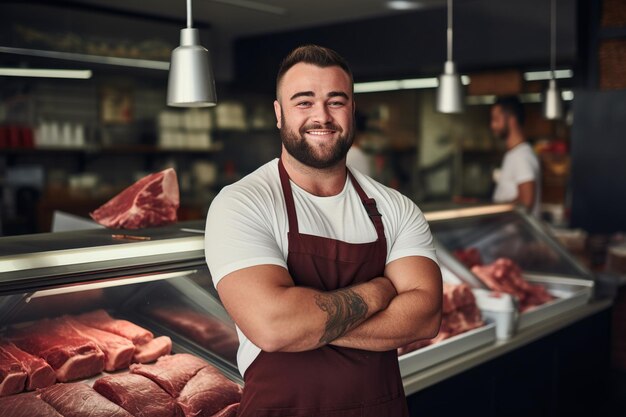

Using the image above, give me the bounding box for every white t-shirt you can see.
[205,159,438,376]
[346,145,372,176]
[493,142,541,217]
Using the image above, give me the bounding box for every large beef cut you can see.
[0,340,56,390]
[148,307,239,362]
[398,283,484,356]
[64,317,136,371]
[90,168,179,229]
[471,258,555,312]
[177,366,242,417]
[39,383,133,417]
[93,373,181,417]
[0,347,27,396]
[76,309,154,345]
[7,319,105,382]
[0,392,63,417]
[133,336,172,364]
[130,353,209,397]
[453,247,483,269]
[211,403,239,417]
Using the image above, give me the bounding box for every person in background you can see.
[346,110,372,176]
[491,96,541,217]
[205,45,442,416]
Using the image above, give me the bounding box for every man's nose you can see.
[311,105,332,125]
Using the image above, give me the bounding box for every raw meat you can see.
[90,168,179,229]
[133,336,172,364]
[93,373,181,417]
[39,382,133,417]
[472,258,555,312]
[398,283,484,356]
[8,319,104,382]
[0,392,63,417]
[453,247,483,268]
[211,403,239,417]
[0,341,56,390]
[64,317,136,371]
[0,348,27,396]
[75,309,153,345]
[177,366,242,417]
[148,307,239,362]
[130,353,208,397]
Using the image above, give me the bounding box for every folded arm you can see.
[330,256,442,351]
[216,264,397,353]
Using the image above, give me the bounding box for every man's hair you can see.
[276,45,353,98]
[494,96,525,125]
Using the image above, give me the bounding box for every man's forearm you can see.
[329,288,441,351]
[262,276,397,352]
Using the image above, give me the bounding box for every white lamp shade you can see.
[167,28,217,107]
[436,61,465,114]
[543,78,563,120]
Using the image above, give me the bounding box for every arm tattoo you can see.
[314,289,368,344]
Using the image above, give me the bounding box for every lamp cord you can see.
[550,0,556,79]
[447,0,453,62]
[187,0,193,28]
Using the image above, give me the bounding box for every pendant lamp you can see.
[436,0,464,114]
[543,0,563,120]
[167,0,217,107]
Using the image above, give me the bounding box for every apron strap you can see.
[278,158,300,234]
[278,159,385,242]
[347,169,386,243]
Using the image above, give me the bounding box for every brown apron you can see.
[237,160,409,417]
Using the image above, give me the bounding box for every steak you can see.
[133,336,172,364]
[472,258,555,312]
[64,317,136,371]
[39,382,133,417]
[8,319,104,382]
[211,403,239,417]
[90,168,179,229]
[0,340,56,390]
[177,366,242,417]
[398,283,484,356]
[0,392,63,417]
[75,309,153,345]
[0,347,27,396]
[130,353,209,397]
[93,373,181,417]
[148,307,239,362]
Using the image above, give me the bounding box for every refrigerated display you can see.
[425,204,595,335]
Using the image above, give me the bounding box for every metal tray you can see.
[398,322,496,377]
[517,275,594,331]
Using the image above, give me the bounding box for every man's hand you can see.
[330,256,442,351]
[216,265,397,353]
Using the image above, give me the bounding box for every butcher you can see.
[205,44,442,416]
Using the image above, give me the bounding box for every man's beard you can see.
[280,109,354,169]
[494,124,509,141]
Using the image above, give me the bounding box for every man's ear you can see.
[274,100,282,129]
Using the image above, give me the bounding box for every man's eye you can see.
[296,101,312,107]
[329,101,345,107]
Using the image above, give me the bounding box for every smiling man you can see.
[205,45,442,417]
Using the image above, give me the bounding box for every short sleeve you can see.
[204,186,287,287]
[511,150,537,184]
[386,194,439,265]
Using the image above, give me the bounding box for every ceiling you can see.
[60,0,447,40]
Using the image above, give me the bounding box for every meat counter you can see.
[0,221,242,416]
[424,204,596,336]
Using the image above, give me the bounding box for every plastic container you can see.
[472,288,518,340]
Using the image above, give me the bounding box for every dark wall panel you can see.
[234,0,578,92]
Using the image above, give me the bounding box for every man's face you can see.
[274,63,354,169]
[490,105,509,141]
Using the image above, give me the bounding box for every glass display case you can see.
[424,204,595,332]
[425,204,594,282]
[0,222,243,414]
